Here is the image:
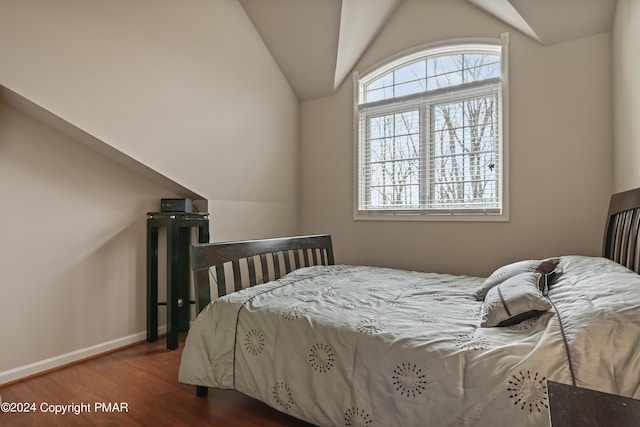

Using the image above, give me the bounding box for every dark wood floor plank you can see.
[0,335,315,426]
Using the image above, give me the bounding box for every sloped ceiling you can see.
[469,0,617,45]
[239,0,617,101]
[238,0,402,101]
[0,86,205,201]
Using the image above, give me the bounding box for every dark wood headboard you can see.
[603,187,640,274]
[190,234,334,314]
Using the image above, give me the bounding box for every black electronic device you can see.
[161,198,193,213]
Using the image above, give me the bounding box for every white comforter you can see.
[179,256,640,426]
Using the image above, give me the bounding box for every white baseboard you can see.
[0,325,167,386]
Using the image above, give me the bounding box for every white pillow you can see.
[475,260,540,301]
[480,272,552,327]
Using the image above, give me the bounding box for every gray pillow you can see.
[480,272,552,327]
[475,260,540,301]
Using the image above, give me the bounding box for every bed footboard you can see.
[189,234,334,397]
[190,234,334,314]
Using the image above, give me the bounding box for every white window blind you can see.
[354,36,509,221]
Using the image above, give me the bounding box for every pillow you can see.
[475,260,541,301]
[480,272,552,327]
[475,258,561,301]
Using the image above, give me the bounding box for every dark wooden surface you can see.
[0,335,315,427]
[147,212,209,350]
[548,381,640,427]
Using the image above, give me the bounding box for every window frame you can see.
[353,34,510,222]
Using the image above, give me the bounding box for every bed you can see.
[178,189,640,426]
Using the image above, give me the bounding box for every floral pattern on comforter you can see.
[179,256,640,427]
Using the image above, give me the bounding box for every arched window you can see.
[354,35,509,220]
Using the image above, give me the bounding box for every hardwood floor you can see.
[0,335,315,426]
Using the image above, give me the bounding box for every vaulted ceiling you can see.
[239,0,617,101]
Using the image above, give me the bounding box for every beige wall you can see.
[612,0,640,192]
[0,0,299,234]
[0,100,183,375]
[300,0,613,277]
[0,0,299,380]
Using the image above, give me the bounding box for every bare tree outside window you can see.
[367,109,420,208]
[430,54,498,208]
[358,45,503,216]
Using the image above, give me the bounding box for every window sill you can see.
[353,211,510,222]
